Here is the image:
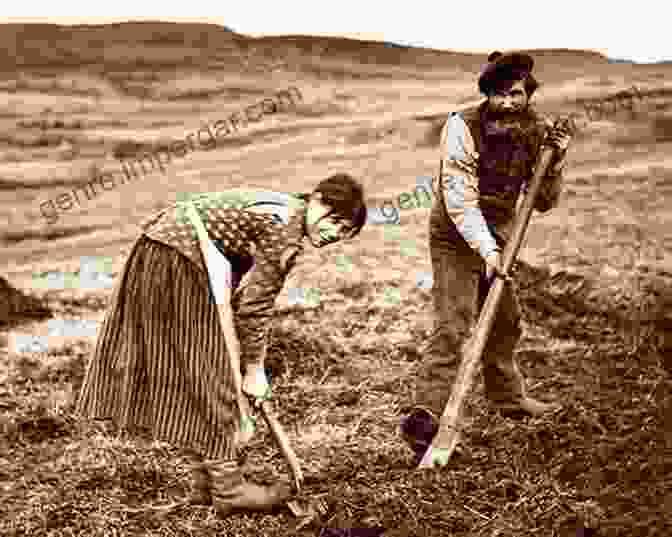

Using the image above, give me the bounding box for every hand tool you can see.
[418,116,575,468]
[258,399,304,492]
[184,202,304,494]
[287,496,330,530]
[184,202,255,445]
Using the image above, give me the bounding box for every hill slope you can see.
[0,21,612,77]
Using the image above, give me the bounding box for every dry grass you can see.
[0,30,671,536]
[1,259,669,536]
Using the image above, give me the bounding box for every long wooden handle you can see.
[184,202,302,489]
[419,143,559,468]
[259,400,304,492]
[183,203,254,444]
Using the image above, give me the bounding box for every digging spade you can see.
[184,203,304,493]
[418,116,575,468]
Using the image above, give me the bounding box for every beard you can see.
[483,103,529,140]
[482,109,530,146]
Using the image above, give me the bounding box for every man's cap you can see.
[478,51,535,95]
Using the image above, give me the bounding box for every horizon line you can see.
[1,17,667,63]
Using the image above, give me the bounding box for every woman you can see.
[76,173,367,514]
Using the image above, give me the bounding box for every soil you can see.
[1,261,670,537]
[1,23,671,537]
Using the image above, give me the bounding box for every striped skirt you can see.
[76,235,239,460]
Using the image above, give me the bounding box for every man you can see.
[401,51,573,465]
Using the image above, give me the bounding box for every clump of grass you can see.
[515,260,672,360]
[418,120,444,147]
[164,87,230,101]
[17,118,84,130]
[290,100,349,118]
[651,115,672,142]
[111,140,154,160]
[0,225,102,245]
[0,131,66,148]
[588,76,616,87]
[335,281,369,301]
[0,276,52,329]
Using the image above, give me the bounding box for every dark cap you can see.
[478,51,535,95]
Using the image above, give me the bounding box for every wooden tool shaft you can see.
[184,202,303,490]
[419,145,557,467]
[259,400,304,492]
[184,203,253,441]
[468,147,557,358]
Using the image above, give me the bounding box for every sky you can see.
[1,1,668,64]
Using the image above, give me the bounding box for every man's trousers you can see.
[412,232,528,420]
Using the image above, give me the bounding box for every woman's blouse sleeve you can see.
[232,226,302,371]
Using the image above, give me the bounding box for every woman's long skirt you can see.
[76,235,239,460]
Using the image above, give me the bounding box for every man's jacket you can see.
[430,101,566,258]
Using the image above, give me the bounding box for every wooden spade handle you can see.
[259,400,304,493]
[183,202,303,491]
[419,138,562,468]
[183,202,254,445]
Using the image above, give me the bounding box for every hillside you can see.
[0,21,671,537]
[0,21,615,76]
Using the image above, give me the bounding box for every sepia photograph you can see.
[0,4,669,536]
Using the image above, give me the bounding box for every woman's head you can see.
[479,51,539,116]
[305,173,367,248]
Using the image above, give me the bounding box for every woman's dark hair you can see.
[311,173,367,237]
[479,50,539,98]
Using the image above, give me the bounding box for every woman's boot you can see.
[208,459,293,516]
[185,450,212,505]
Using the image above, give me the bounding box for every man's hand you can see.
[546,118,574,154]
[484,252,501,282]
[484,251,512,283]
[242,365,272,406]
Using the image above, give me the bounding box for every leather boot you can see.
[400,408,462,465]
[492,396,562,419]
[185,451,212,505]
[209,460,292,516]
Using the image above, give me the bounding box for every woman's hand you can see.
[242,365,272,406]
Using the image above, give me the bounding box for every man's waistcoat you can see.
[432,102,553,245]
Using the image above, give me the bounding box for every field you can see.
[0,23,671,536]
